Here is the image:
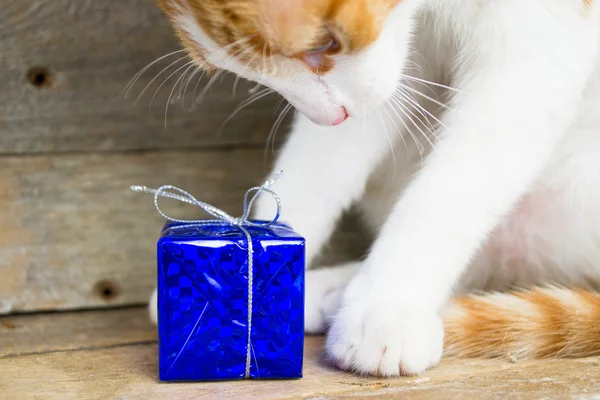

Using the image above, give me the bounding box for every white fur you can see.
[152,0,600,376]
[304,262,358,334]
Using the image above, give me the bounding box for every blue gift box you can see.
[157,220,305,381]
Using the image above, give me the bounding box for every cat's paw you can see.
[326,279,444,377]
[305,263,359,334]
[305,271,344,334]
[149,288,158,325]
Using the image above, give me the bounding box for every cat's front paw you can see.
[326,279,444,377]
[305,265,356,334]
[149,288,158,325]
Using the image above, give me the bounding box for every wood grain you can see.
[0,148,267,314]
[0,149,367,314]
[0,308,157,358]
[0,0,284,154]
[1,308,599,399]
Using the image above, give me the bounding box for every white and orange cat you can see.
[149,0,600,376]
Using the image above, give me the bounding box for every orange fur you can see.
[155,0,401,74]
[444,287,600,360]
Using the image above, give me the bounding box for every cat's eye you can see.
[302,30,341,71]
[308,40,335,54]
[307,34,340,55]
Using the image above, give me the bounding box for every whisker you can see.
[233,51,259,97]
[272,94,290,117]
[149,60,195,111]
[396,82,453,112]
[395,94,438,142]
[271,103,293,156]
[384,100,409,154]
[375,108,397,172]
[122,49,187,98]
[193,69,225,106]
[401,73,462,94]
[393,89,438,135]
[176,63,196,104]
[133,55,189,106]
[396,97,435,157]
[180,37,256,108]
[387,97,422,157]
[390,96,437,150]
[386,96,425,161]
[233,75,243,98]
[208,36,253,65]
[164,61,196,129]
[190,69,209,110]
[219,88,274,135]
[249,82,263,95]
[410,50,434,76]
[393,88,450,133]
[391,92,439,141]
[181,65,203,110]
[265,103,293,166]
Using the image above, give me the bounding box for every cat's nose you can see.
[332,107,349,126]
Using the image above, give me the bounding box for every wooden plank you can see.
[0,0,285,154]
[1,308,599,399]
[0,148,266,314]
[0,149,366,314]
[0,308,157,358]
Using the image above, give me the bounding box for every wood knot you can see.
[1,319,15,329]
[95,280,120,301]
[27,67,54,88]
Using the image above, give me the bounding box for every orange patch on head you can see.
[328,0,400,53]
[155,0,401,75]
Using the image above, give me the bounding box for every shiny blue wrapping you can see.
[157,220,305,381]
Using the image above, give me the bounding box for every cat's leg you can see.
[253,113,405,334]
[305,154,421,334]
[327,7,600,376]
[254,113,402,267]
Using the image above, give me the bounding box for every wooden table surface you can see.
[1,307,599,399]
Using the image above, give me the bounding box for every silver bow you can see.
[131,171,283,379]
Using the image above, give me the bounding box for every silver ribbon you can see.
[131,171,283,379]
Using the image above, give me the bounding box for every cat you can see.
[150,0,600,376]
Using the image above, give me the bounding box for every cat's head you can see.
[156,0,418,126]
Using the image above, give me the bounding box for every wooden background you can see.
[0,0,366,315]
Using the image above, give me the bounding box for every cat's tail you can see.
[443,286,600,360]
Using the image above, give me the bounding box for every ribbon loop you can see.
[131,170,284,379]
[130,170,283,227]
